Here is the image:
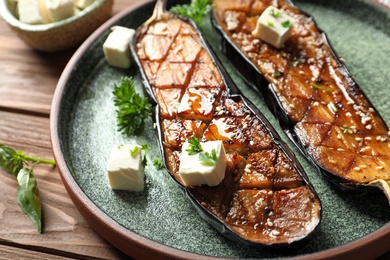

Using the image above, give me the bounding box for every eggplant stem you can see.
[367,179,390,204]
[144,0,170,27]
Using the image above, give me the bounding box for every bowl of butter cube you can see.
[0,0,113,52]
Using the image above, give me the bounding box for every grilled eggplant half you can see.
[131,0,321,248]
[211,0,390,201]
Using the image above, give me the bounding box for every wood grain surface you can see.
[0,0,389,259]
[0,0,136,259]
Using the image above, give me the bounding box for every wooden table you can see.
[0,0,136,259]
[1,0,389,259]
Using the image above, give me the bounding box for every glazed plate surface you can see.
[51,0,390,258]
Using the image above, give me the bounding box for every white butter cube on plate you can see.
[252,6,294,48]
[107,144,144,191]
[18,0,45,24]
[179,140,227,187]
[103,26,135,69]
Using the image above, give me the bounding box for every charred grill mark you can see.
[132,4,321,247]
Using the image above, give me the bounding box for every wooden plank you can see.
[0,111,127,259]
[0,244,74,260]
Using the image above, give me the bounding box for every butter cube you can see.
[37,0,52,23]
[46,0,74,22]
[18,0,45,24]
[107,144,144,191]
[252,6,294,48]
[103,26,135,69]
[75,0,94,10]
[179,140,227,187]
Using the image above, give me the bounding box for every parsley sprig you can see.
[185,136,203,155]
[184,137,219,166]
[113,77,152,136]
[0,144,56,233]
[199,149,218,166]
[170,0,212,25]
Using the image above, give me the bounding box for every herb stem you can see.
[22,155,56,165]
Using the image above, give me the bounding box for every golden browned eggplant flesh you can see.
[132,4,320,247]
[211,0,390,195]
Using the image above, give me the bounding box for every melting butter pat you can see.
[252,6,294,48]
[107,144,144,191]
[179,140,227,187]
[103,26,135,69]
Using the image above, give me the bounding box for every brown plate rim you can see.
[50,0,390,259]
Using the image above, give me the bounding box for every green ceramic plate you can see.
[51,0,390,258]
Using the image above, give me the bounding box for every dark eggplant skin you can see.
[130,1,321,249]
[210,0,390,199]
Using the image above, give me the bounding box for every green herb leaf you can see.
[199,149,218,166]
[153,158,165,170]
[270,8,281,18]
[281,20,293,28]
[16,167,42,233]
[170,0,212,25]
[0,144,24,177]
[140,144,149,167]
[0,143,55,232]
[185,136,203,155]
[312,83,322,90]
[272,71,282,77]
[113,77,152,136]
[129,146,139,157]
[341,126,353,134]
[267,21,274,27]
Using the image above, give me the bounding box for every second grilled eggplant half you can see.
[131,0,321,248]
[211,0,390,201]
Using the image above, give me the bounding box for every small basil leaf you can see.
[16,168,42,233]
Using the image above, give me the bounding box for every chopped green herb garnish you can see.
[267,21,274,27]
[153,158,165,170]
[270,8,281,18]
[113,77,152,136]
[230,134,236,139]
[341,126,353,134]
[281,20,293,28]
[292,60,299,67]
[0,144,56,233]
[129,146,139,157]
[325,88,332,93]
[312,83,322,90]
[170,0,212,25]
[199,149,218,166]
[185,136,203,155]
[273,71,282,77]
[141,144,149,167]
